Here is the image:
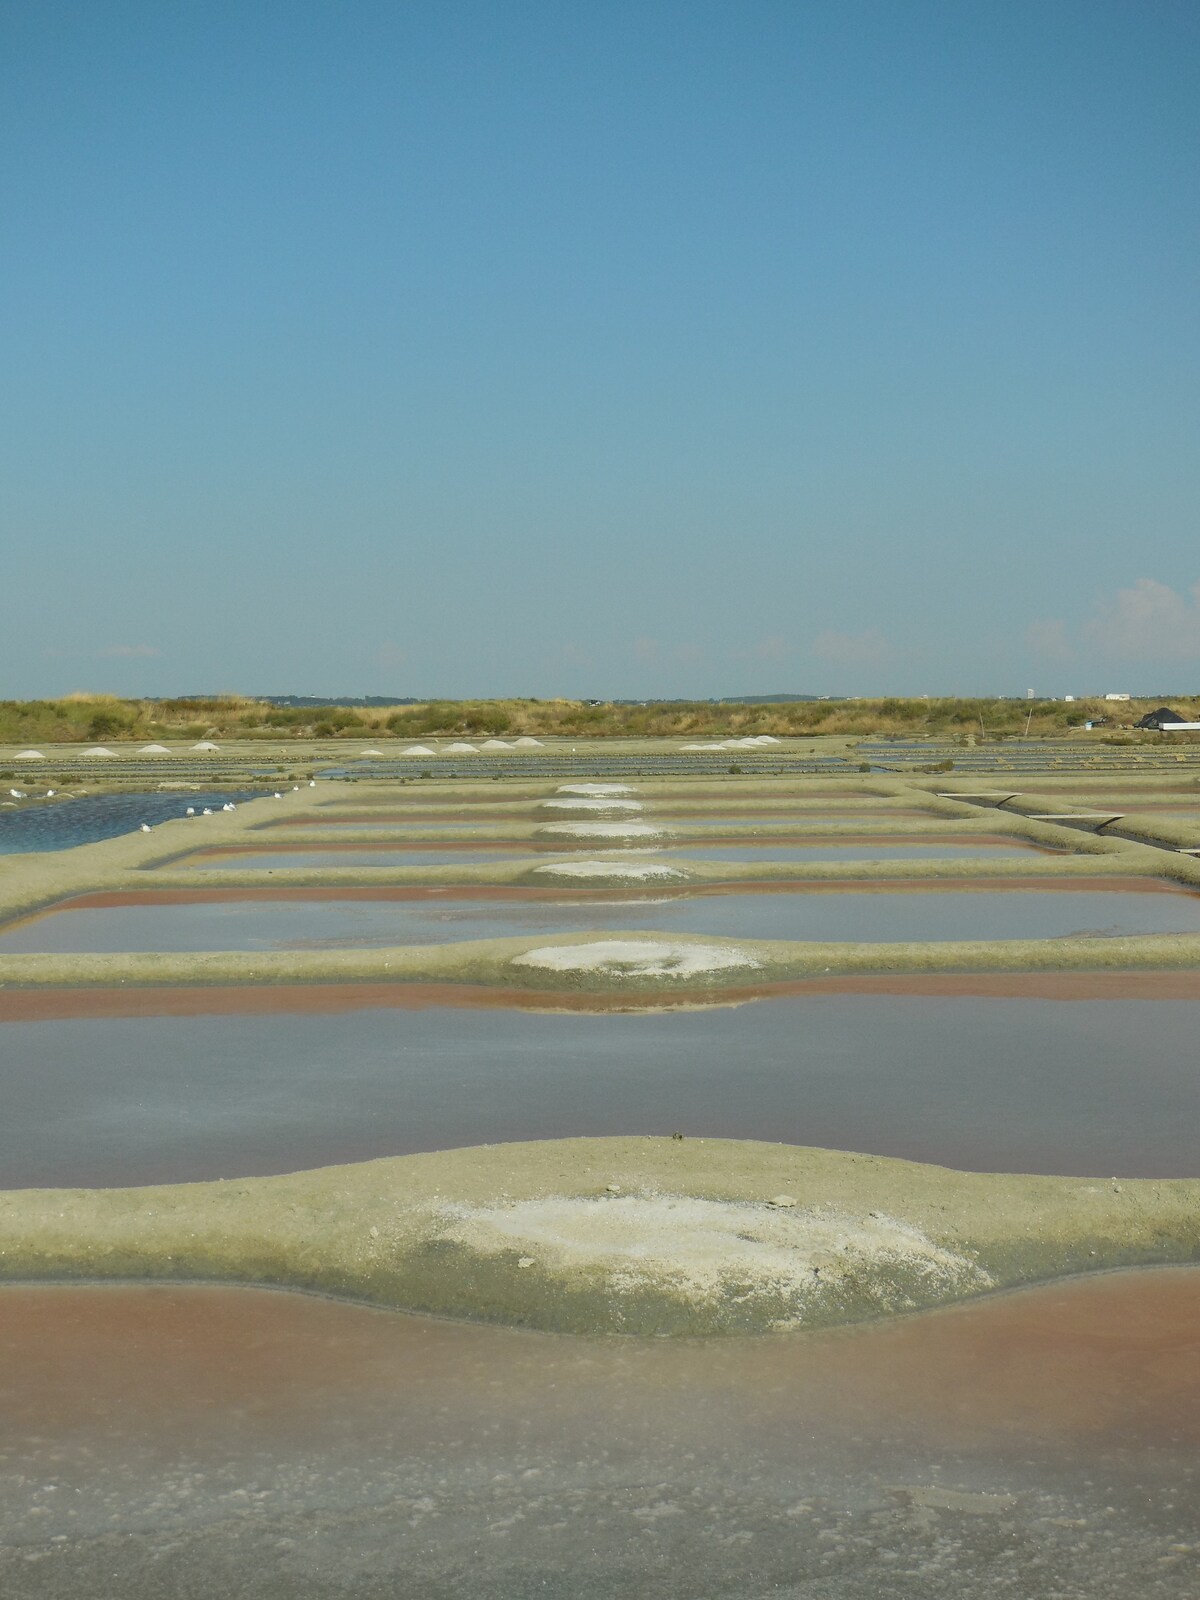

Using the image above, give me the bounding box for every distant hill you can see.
[717,694,830,704]
[226,695,421,709]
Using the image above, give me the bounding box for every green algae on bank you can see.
[6,924,1200,997]
[2,1137,1200,1337]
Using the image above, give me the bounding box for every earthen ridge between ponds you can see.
[5,771,1200,1338]
[2,1137,1199,1338]
[3,780,1200,995]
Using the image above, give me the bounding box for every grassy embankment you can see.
[3,693,1199,744]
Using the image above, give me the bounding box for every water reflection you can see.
[2,1272,1197,1596]
[4,994,1199,1185]
[0,791,271,853]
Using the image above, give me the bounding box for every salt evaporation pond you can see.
[178,837,1057,870]
[265,808,938,829]
[0,791,270,854]
[4,992,1200,1186]
[5,880,1200,952]
[3,1271,1199,1597]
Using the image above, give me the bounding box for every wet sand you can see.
[2,1272,1199,1597]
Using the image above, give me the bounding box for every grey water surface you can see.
[4,883,1199,953]
[3,994,1199,1186]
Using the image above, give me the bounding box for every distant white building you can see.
[1104,693,1131,702]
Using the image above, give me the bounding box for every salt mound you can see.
[438,1195,990,1320]
[513,737,542,747]
[557,783,637,796]
[540,797,644,812]
[754,735,780,744]
[512,939,760,977]
[138,744,170,754]
[83,747,116,757]
[480,738,512,750]
[680,741,731,751]
[401,745,435,756]
[191,741,220,751]
[539,821,662,838]
[15,751,44,759]
[443,742,479,753]
[359,748,384,757]
[533,860,686,881]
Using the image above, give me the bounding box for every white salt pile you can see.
[480,738,512,749]
[401,745,436,756]
[557,783,638,796]
[513,736,542,746]
[538,821,663,838]
[512,939,760,977]
[438,1194,990,1318]
[138,744,170,754]
[14,751,44,760]
[82,747,116,757]
[443,742,479,753]
[359,748,384,756]
[532,860,686,881]
[191,741,220,751]
[539,797,644,812]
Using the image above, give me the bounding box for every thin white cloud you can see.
[1084,578,1200,660]
[98,644,160,659]
[1025,618,1073,660]
[810,628,889,667]
[754,633,790,663]
[374,641,406,671]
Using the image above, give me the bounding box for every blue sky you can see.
[3,0,1199,699]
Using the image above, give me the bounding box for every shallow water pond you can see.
[3,880,1199,952]
[0,791,270,853]
[177,837,1058,870]
[263,808,936,830]
[2,1272,1199,1597]
[3,992,1199,1185]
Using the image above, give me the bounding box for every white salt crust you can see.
[511,939,760,977]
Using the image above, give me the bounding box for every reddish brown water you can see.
[176,835,1058,870]
[5,877,1200,953]
[2,1272,1198,1596]
[4,990,1200,1185]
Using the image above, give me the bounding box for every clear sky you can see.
[3,0,1199,700]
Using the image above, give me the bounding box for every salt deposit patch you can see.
[480,739,512,750]
[539,821,663,838]
[512,939,760,977]
[557,783,638,796]
[540,797,644,812]
[438,1195,991,1320]
[443,742,479,754]
[532,860,686,881]
[513,737,542,747]
[401,745,435,756]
